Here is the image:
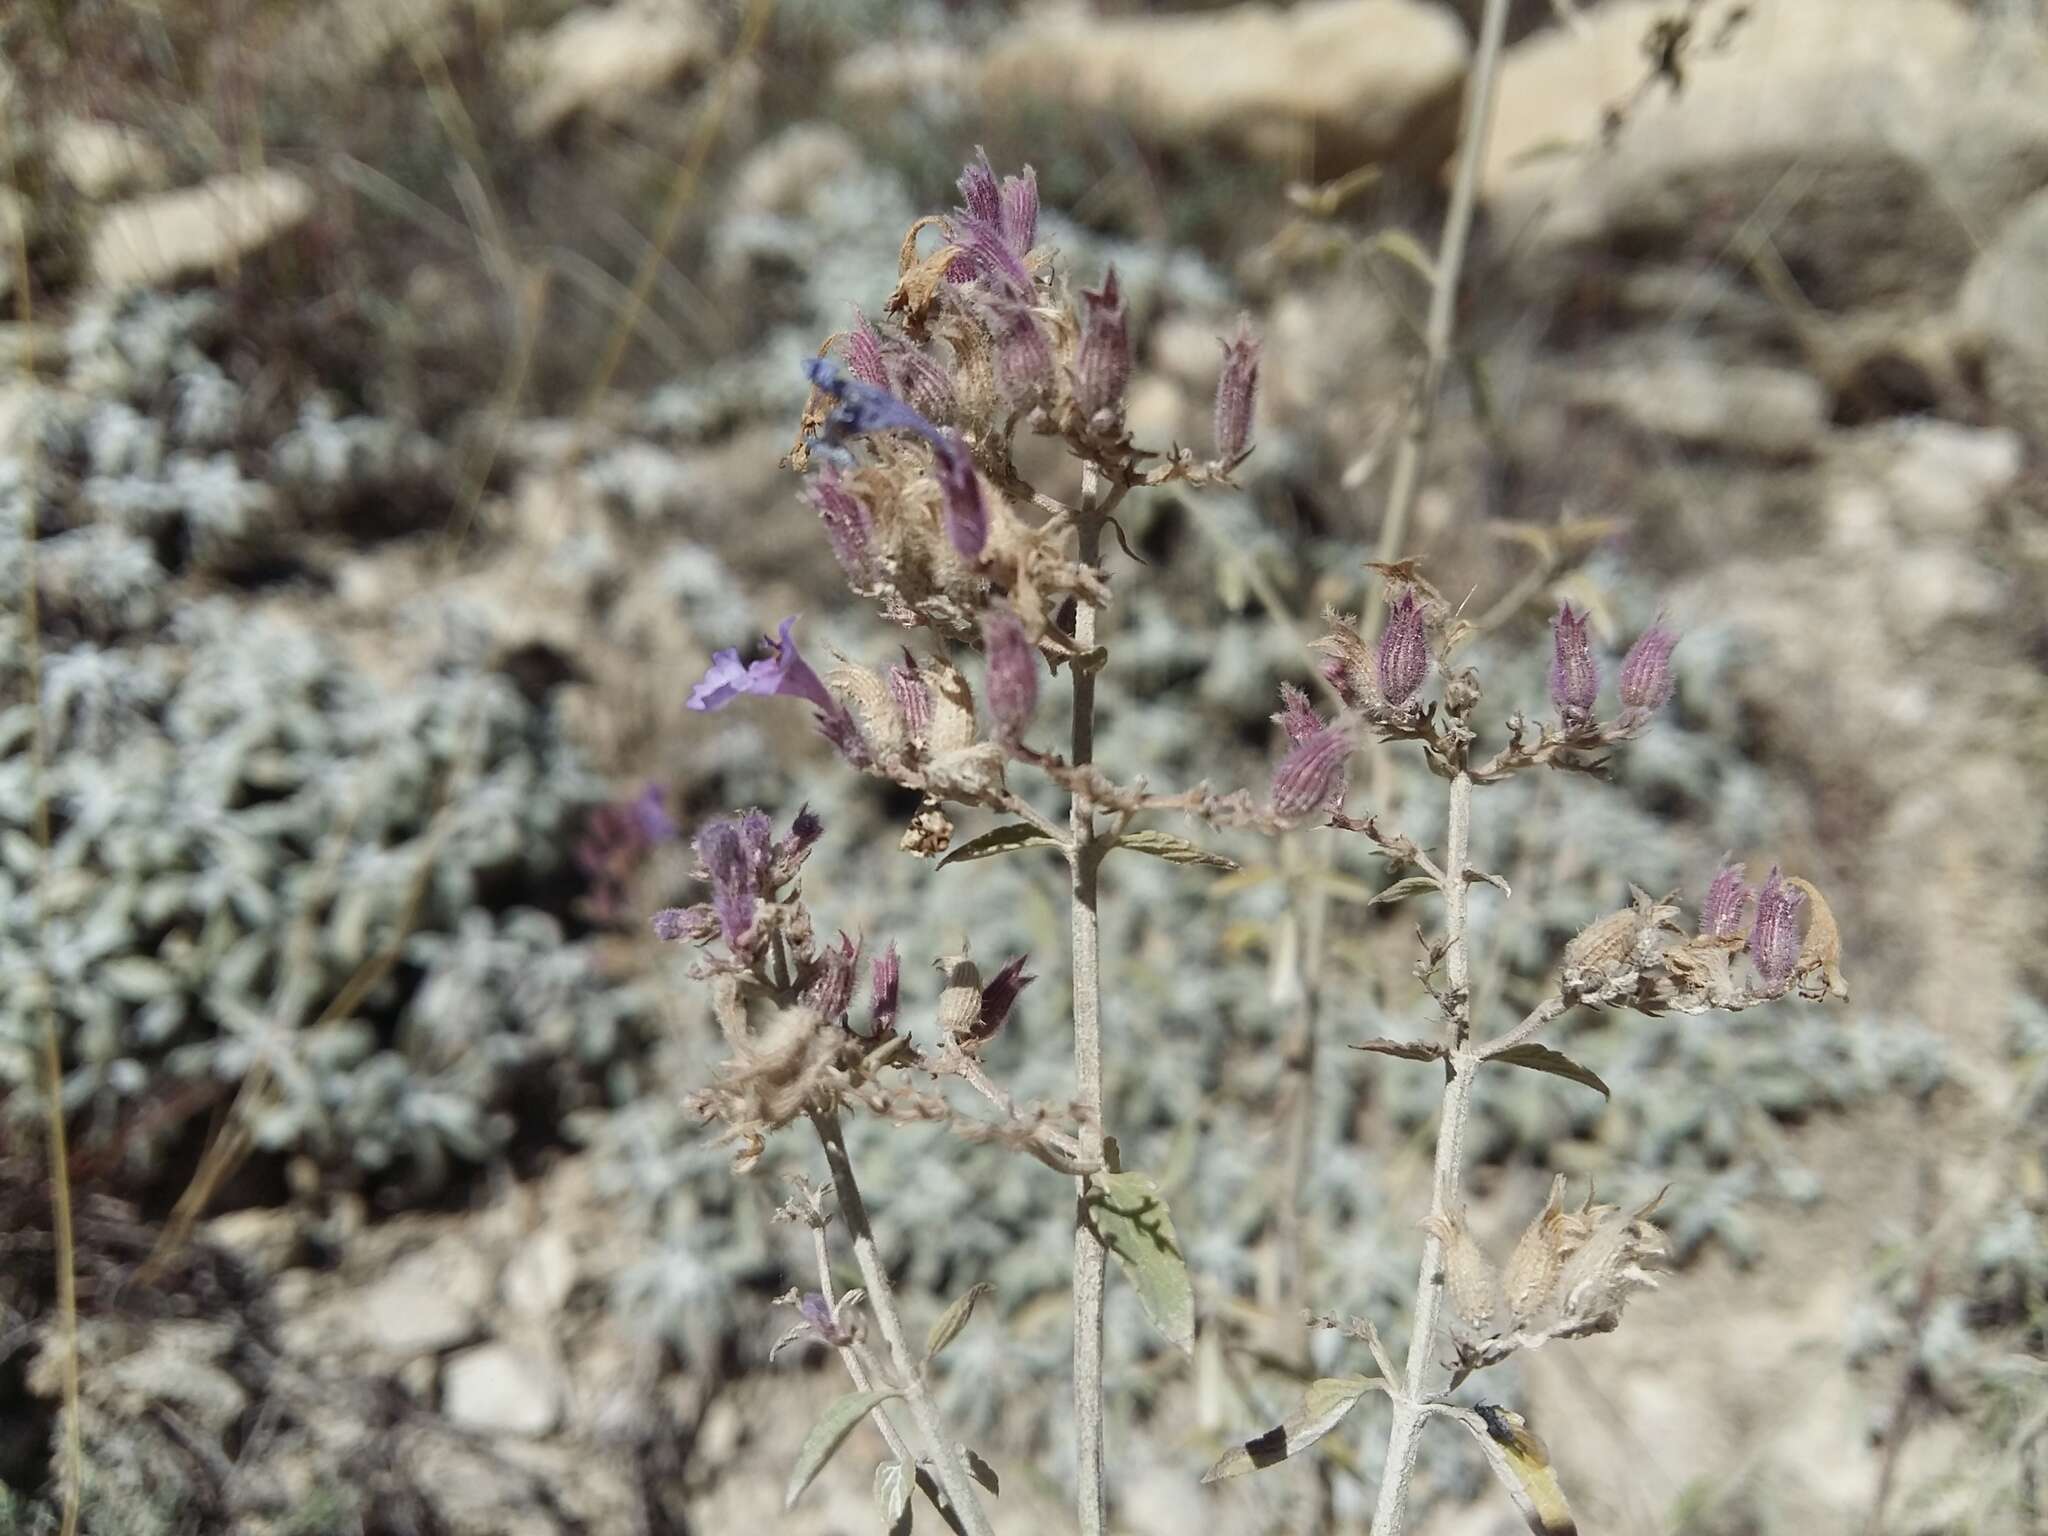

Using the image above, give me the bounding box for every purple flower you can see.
[799,1292,849,1345]
[805,357,948,455]
[1271,683,1324,746]
[1701,861,1754,940]
[804,932,861,1021]
[890,655,933,740]
[807,470,875,586]
[934,437,987,560]
[1747,867,1805,989]
[992,300,1053,399]
[1619,621,1679,715]
[1213,317,1261,464]
[1318,653,1362,709]
[869,942,901,1032]
[946,150,1039,290]
[1376,589,1429,706]
[1548,602,1600,723]
[845,308,889,388]
[1075,266,1130,421]
[694,811,775,947]
[630,783,678,844]
[884,339,956,423]
[1271,726,1351,818]
[783,805,825,859]
[689,617,840,717]
[975,954,1035,1038]
[982,608,1038,737]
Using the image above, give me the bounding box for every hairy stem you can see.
[1364,0,1511,634]
[1373,769,1475,1534]
[811,1108,994,1536]
[809,1223,919,1470]
[1070,464,1109,1536]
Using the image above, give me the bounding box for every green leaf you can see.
[1349,1037,1445,1062]
[874,1459,914,1536]
[785,1389,902,1510]
[1491,1043,1610,1100]
[936,823,1063,868]
[1368,227,1439,287]
[1369,874,1441,907]
[1202,1375,1382,1483]
[1112,829,1239,871]
[924,1282,994,1364]
[1087,1169,1194,1356]
[961,1446,1000,1496]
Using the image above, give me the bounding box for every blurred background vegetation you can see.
[1,1,2044,1532]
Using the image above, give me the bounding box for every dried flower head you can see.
[1212,317,1261,465]
[1424,1205,1503,1338]
[982,607,1039,738]
[1547,602,1599,724]
[1074,266,1131,423]
[1699,861,1753,940]
[1748,866,1806,991]
[1785,875,1849,1000]
[1503,1176,1598,1327]
[935,951,984,1040]
[1618,621,1678,714]
[1376,588,1430,706]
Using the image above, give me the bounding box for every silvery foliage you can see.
[1,293,643,1187]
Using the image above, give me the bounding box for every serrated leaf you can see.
[1350,1037,1446,1062]
[1491,1043,1610,1099]
[961,1446,999,1496]
[1087,1170,1194,1356]
[1370,874,1441,907]
[924,1282,994,1364]
[785,1389,902,1510]
[1112,829,1239,871]
[874,1459,914,1536]
[1202,1375,1382,1483]
[936,823,1062,868]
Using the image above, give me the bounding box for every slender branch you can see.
[1070,461,1110,1536]
[1372,770,1476,1535]
[1363,0,1512,634]
[810,1223,919,1469]
[1475,992,1572,1058]
[947,1053,1085,1164]
[809,1109,995,1536]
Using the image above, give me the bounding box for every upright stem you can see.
[1069,466,1109,1536]
[809,1224,918,1471]
[1372,770,1476,1535]
[811,1109,995,1536]
[1364,0,1511,634]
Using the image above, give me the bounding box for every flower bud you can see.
[976,954,1035,1038]
[981,607,1038,738]
[1270,683,1323,746]
[869,942,901,1031]
[799,1291,849,1345]
[1547,602,1599,723]
[804,932,860,1021]
[934,438,987,560]
[993,302,1053,399]
[957,148,1000,226]
[1699,861,1752,940]
[651,905,718,944]
[1375,588,1429,706]
[845,308,888,389]
[1075,266,1131,421]
[1270,726,1350,818]
[807,469,874,586]
[885,339,956,423]
[888,654,933,742]
[1000,166,1039,254]
[1619,621,1678,714]
[1212,317,1261,464]
[1747,867,1805,990]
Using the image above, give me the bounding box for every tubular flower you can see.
[982,608,1039,738]
[1074,266,1131,421]
[869,942,901,1032]
[807,469,874,586]
[1271,682,1324,746]
[1699,861,1753,940]
[694,810,775,947]
[975,954,1036,1038]
[1270,726,1350,818]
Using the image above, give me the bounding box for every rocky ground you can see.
[2,1,2046,1533]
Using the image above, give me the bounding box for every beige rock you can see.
[1561,355,1828,461]
[1957,188,2048,450]
[729,124,863,220]
[832,40,972,114]
[88,170,314,291]
[512,3,714,138]
[1485,0,2048,310]
[443,1342,562,1436]
[977,0,1470,179]
[54,119,169,199]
